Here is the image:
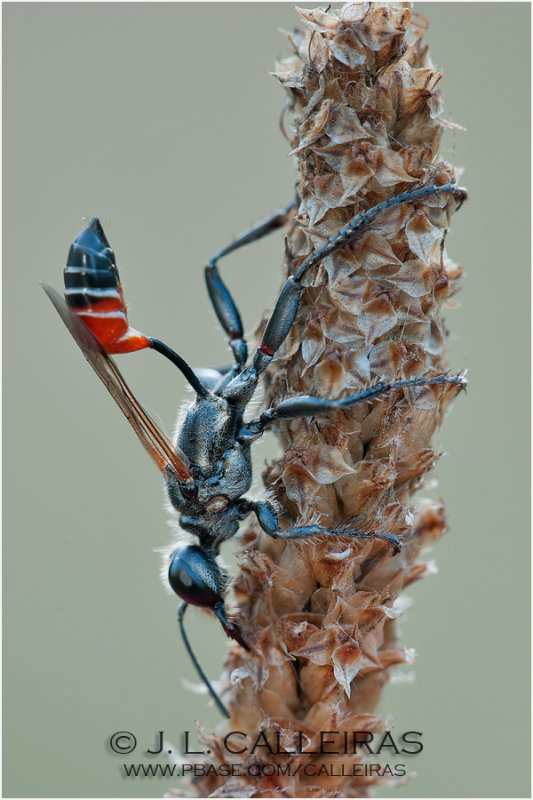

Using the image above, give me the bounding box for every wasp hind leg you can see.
[250,182,465,379]
[205,199,297,369]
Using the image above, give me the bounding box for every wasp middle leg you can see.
[250,373,466,432]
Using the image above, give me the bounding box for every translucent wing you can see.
[42,283,193,485]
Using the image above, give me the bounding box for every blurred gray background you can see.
[3,3,530,798]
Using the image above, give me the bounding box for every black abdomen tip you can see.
[65,218,119,304]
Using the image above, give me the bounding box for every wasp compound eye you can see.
[168,545,225,608]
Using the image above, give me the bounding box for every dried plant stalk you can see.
[188,3,464,797]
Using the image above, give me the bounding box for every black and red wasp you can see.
[43,180,465,717]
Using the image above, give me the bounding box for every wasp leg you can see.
[251,372,466,431]
[252,500,401,554]
[251,182,466,377]
[208,198,298,266]
[205,199,297,368]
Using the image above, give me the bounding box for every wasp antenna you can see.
[177,602,230,719]
[149,339,209,397]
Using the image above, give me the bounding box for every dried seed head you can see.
[185,4,464,797]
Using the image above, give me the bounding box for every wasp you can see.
[43,180,465,717]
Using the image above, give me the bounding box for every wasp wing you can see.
[42,283,193,484]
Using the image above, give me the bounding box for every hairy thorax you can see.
[170,395,253,511]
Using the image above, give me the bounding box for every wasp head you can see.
[168,545,248,650]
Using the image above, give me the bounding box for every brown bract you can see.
[183,3,464,797]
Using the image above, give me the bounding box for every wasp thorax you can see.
[168,545,225,608]
[206,496,229,515]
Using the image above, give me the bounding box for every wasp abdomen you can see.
[64,217,149,354]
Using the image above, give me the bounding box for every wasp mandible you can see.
[43,180,465,717]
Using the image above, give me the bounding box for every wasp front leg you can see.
[246,500,401,554]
